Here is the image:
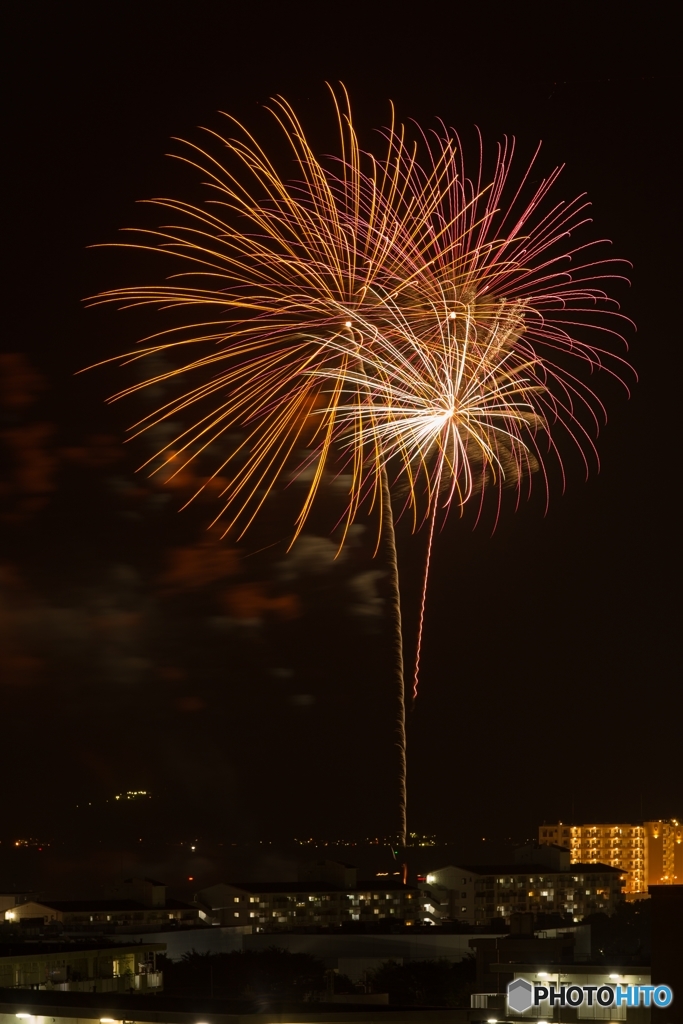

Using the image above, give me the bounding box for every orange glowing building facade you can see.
[538,819,682,894]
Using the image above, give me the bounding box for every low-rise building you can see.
[196,879,422,930]
[196,861,426,930]
[422,846,623,925]
[0,892,34,920]
[0,942,164,993]
[471,963,652,1023]
[5,880,199,931]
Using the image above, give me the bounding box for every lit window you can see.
[233,897,240,903]
[234,912,239,918]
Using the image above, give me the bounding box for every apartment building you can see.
[196,860,425,930]
[196,879,422,929]
[5,879,199,930]
[422,845,623,925]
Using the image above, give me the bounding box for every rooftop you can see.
[456,862,623,876]
[23,898,195,912]
[0,941,165,962]
[228,880,418,894]
[0,989,459,1022]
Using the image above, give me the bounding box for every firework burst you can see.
[87,87,633,846]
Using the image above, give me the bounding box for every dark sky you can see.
[2,4,679,852]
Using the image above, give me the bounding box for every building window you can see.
[233,897,240,903]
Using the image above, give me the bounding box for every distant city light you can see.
[114,790,150,801]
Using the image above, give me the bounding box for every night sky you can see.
[3,5,678,858]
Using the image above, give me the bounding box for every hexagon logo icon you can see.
[507,978,534,1013]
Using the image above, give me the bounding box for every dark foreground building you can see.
[0,989,467,1023]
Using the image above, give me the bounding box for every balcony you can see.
[44,973,163,993]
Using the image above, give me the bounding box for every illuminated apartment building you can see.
[538,819,682,893]
[421,845,623,925]
[196,861,423,929]
[197,879,421,929]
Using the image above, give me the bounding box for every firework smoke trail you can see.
[87,87,633,847]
